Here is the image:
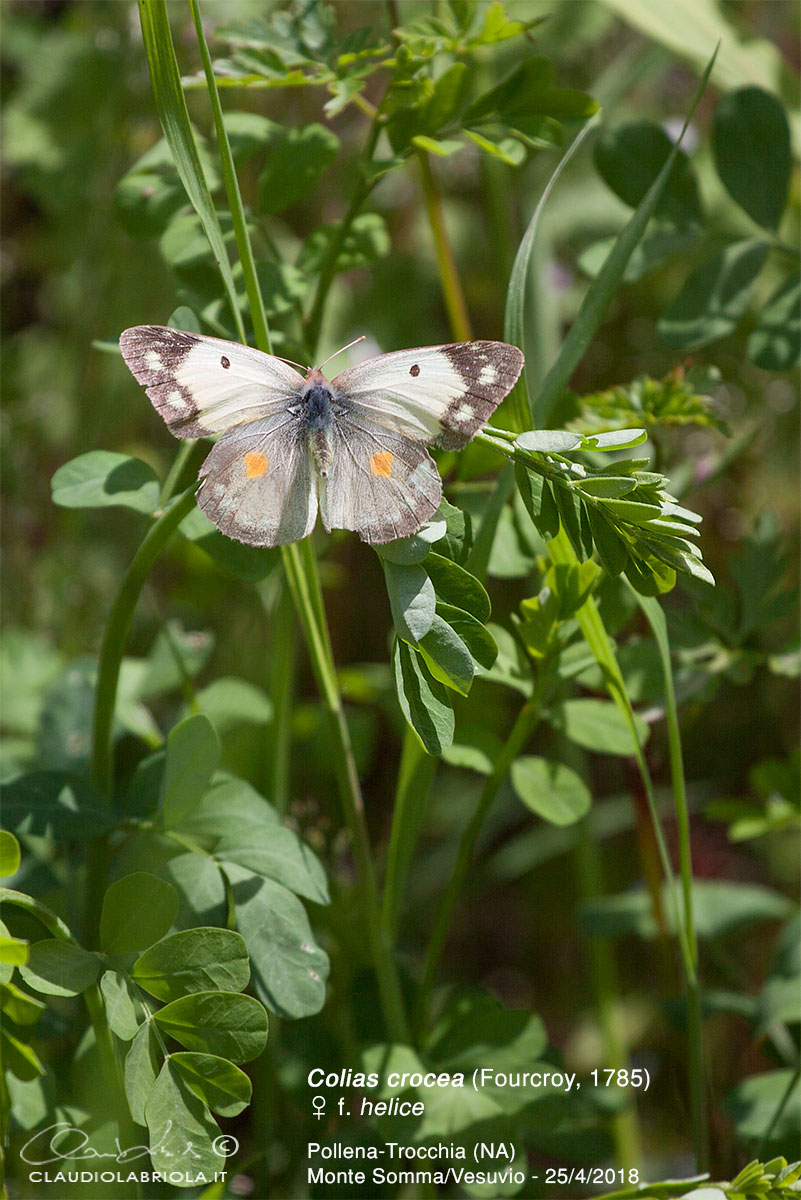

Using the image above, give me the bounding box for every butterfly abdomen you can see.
[302,381,336,477]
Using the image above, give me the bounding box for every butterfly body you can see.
[119,326,523,547]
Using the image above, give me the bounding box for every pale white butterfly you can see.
[119,326,524,547]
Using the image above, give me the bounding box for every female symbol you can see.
[312,1095,326,1120]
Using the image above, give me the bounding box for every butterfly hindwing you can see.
[320,416,442,544]
[119,325,304,439]
[332,341,524,451]
[196,414,317,547]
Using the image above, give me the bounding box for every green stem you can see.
[189,0,271,354]
[305,169,377,355]
[91,489,197,803]
[416,149,473,342]
[282,543,409,1042]
[86,489,196,949]
[635,591,707,1170]
[263,581,296,815]
[383,731,437,940]
[415,692,544,1034]
[575,827,642,1172]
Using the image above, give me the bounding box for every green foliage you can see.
[588,86,798,368]
[2,0,798,1192]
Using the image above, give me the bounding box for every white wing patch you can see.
[119,326,304,439]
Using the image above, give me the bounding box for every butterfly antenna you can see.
[273,353,311,371]
[316,335,366,372]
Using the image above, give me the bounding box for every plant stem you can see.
[86,489,196,949]
[635,591,707,1170]
[575,826,642,1172]
[305,171,376,355]
[416,149,473,342]
[415,692,544,1034]
[383,731,437,940]
[263,581,296,815]
[282,542,409,1042]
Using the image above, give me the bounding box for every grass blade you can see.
[138,0,244,341]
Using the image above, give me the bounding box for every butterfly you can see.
[119,326,524,547]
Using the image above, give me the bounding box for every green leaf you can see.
[748,273,801,370]
[382,560,436,644]
[0,983,45,1025]
[549,698,648,755]
[578,225,700,283]
[713,87,791,231]
[511,756,592,825]
[0,832,20,878]
[593,122,702,225]
[153,990,268,1062]
[578,476,638,498]
[100,873,179,955]
[658,239,769,349]
[298,213,390,274]
[0,772,112,840]
[1,1030,44,1081]
[224,864,329,1019]
[424,553,491,622]
[582,880,793,940]
[161,714,221,828]
[51,452,160,514]
[427,992,547,1071]
[725,1069,800,1152]
[258,123,340,214]
[171,1052,252,1117]
[419,615,474,696]
[0,935,29,968]
[215,826,329,905]
[138,0,243,337]
[100,970,140,1040]
[133,928,250,1002]
[19,941,100,997]
[145,1059,221,1176]
[515,464,560,539]
[436,603,497,670]
[587,507,629,576]
[516,430,582,452]
[462,128,526,166]
[373,516,447,565]
[464,57,596,124]
[180,505,280,581]
[392,639,454,757]
[125,1022,159,1126]
[222,109,281,163]
[411,134,465,157]
[583,428,647,450]
[194,678,273,734]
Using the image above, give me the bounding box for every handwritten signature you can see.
[21,1123,237,1165]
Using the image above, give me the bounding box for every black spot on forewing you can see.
[409,364,420,377]
[119,325,202,439]
[438,341,524,450]
[221,356,230,369]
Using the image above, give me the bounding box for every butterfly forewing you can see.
[331,341,524,451]
[119,326,304,439]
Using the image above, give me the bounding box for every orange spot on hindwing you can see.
[370,451,394,477]
[244,451,268,478]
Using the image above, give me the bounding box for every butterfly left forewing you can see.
[119,325,304,438]
[332,341,523,450]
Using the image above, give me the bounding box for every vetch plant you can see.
[2,1,798,1196]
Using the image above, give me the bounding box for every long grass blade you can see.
[138,0,245,341]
